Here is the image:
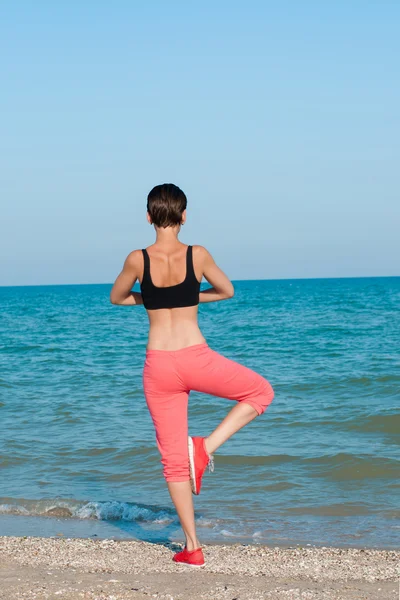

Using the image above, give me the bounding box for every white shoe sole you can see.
[188,436,197,494]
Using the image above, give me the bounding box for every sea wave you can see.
[0,497,176,523]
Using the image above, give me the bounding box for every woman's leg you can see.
[143,353,201,550]
[182,345,275,454]
[167,481,200,551]
[204,402,259,454]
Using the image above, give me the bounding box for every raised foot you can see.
[188,436,215,495]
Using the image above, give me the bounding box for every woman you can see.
[110,183,274,567]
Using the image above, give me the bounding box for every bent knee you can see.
[255,379,274,416]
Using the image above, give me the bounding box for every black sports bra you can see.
[140,245,201,310]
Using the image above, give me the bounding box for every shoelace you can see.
[207,453,215,473]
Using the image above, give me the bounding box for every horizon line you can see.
[1,274,399,289]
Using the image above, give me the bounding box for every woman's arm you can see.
[110,250,143,306]
[197,246,234,303]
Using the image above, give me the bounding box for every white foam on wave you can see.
[74,500,174,523]
[0,498,175,524]
[220,529,236,537]
[0,504,30,515]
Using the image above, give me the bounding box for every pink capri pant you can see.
[143,342,274,482]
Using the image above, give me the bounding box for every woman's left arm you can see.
[110,250,143,306]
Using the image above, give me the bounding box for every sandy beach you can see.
[0,536,398,600]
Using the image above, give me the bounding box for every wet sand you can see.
[0,536,398,599]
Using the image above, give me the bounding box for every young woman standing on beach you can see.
[110,184,274,566]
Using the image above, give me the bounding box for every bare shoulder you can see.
[123,249,144,270]
[192,244,214,264]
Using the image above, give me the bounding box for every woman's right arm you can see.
[196,246,234,303]
[110,250,144,306]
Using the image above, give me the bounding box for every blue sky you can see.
[1,1,399,285]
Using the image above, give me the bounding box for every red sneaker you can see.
[172,545,205,567]
[188,436,214,495]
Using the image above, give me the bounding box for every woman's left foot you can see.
[188,436,214,495]
[172,545,205,567]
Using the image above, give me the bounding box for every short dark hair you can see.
[147,183,187,228]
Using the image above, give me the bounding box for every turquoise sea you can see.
[0,277,399,549]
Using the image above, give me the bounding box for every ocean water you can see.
[0,277,399,549]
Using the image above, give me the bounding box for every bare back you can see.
[140,243,206,350]
[110,241,234,351]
